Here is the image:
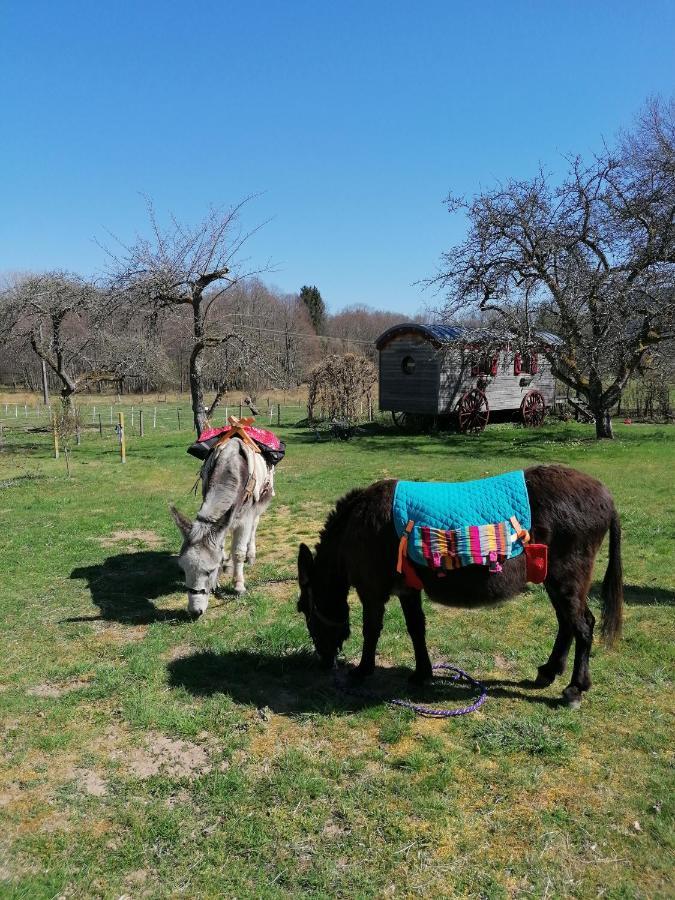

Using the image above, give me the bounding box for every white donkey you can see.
[171,435,275,617]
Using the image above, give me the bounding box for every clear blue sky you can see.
[1,1,673,315]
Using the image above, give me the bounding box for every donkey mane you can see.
[315,486,365,554]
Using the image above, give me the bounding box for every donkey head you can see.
[297,543,350,667]
[171,506,233,617]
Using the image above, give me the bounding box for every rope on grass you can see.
[335,662,487,718]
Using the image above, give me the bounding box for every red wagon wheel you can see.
[520,390,546,427]
[457,389,489,433]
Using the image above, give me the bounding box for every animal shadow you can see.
[167,650,562,714]
[69,550,191,625]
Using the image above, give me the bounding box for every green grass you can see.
[0,417,673,898]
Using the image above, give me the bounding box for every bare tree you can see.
[106,200,277,433]
[432,98,675,438]
[3,272,144,410]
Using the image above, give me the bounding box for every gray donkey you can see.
[171,436,275,616]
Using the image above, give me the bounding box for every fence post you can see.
[277,404,281,427]
[15,405,18,417]
[98,414,103,437]
[118,412,126,464]
[139,409,144,437]
[110,405,113,424]
[131,406,134,428]
[239,402,243,419]
[368,396,373,422]
[52,413,59,459]
[153,407,157,429]
[177,409,181,430]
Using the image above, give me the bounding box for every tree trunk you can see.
[594,407,614,439]
[189,294,208,434]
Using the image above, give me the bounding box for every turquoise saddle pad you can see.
[393,470,531,568]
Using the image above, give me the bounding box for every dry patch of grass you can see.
[94,529,163,549]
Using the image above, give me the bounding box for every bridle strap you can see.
[310,601,348,630]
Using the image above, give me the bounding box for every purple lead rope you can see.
[335,662,487,719]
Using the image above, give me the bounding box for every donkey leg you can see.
[231,522,250,595]
[562,603,595,709]
[398,590,433,684]
[245,515,261,565]
[352,594,386,680]
[221,530,233,576]
[535,604,574,687]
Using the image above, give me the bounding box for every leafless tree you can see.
[2,272,149,410]
[106,199,278,433]
[432,98,675,438]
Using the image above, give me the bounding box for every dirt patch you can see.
[162,643,193,662]
[117,732,211,780]
[91,620,148,643]
[95,529,163,549]
[26,677,92,698]
[73,768,107,797]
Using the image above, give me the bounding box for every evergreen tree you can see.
[299,285,326,333]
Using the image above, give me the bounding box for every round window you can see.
[401,355,416,375]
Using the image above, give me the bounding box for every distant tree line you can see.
[0,203,408,433]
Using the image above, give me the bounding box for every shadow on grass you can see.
[68,550,192,624]
[167,649,562,713]
[623,583,675,606]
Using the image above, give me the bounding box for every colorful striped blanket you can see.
[393,471,531,575]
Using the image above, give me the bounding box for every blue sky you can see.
[1,1,673,315]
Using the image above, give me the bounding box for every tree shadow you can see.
[167,649,563,713]
[68,550,192,625]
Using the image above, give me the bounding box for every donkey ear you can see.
[297,543,314,587]
[170,505,193,538]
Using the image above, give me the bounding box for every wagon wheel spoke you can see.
[520,390,546,427]
[457,389,489,433]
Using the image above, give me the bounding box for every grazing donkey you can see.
[171,435,275,616]
[297,465,623,707]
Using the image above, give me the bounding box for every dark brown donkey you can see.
[297,465,623,707]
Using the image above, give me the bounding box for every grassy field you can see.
[0,413,673,898]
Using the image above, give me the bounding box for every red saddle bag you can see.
[525,543,548,584]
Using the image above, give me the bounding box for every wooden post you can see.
[277,404,281,426]
[239,402,243,419]
[118,412,126,464]
[368,396,373,422]
[139,409,144,437]
[177,409,181,430]
[98,414,103,436]
[52,413,59,459]
[131,406,134,427]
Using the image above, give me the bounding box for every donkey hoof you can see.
[534,671,556,688]
[349,664,374,682]
[562,686,582,709]
[409,668,433,686]
[233,585,246,596]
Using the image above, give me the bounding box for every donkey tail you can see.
[601,507,624,646]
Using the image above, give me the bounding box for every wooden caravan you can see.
[375,324,560,432]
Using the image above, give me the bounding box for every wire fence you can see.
[0,398,314,438]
